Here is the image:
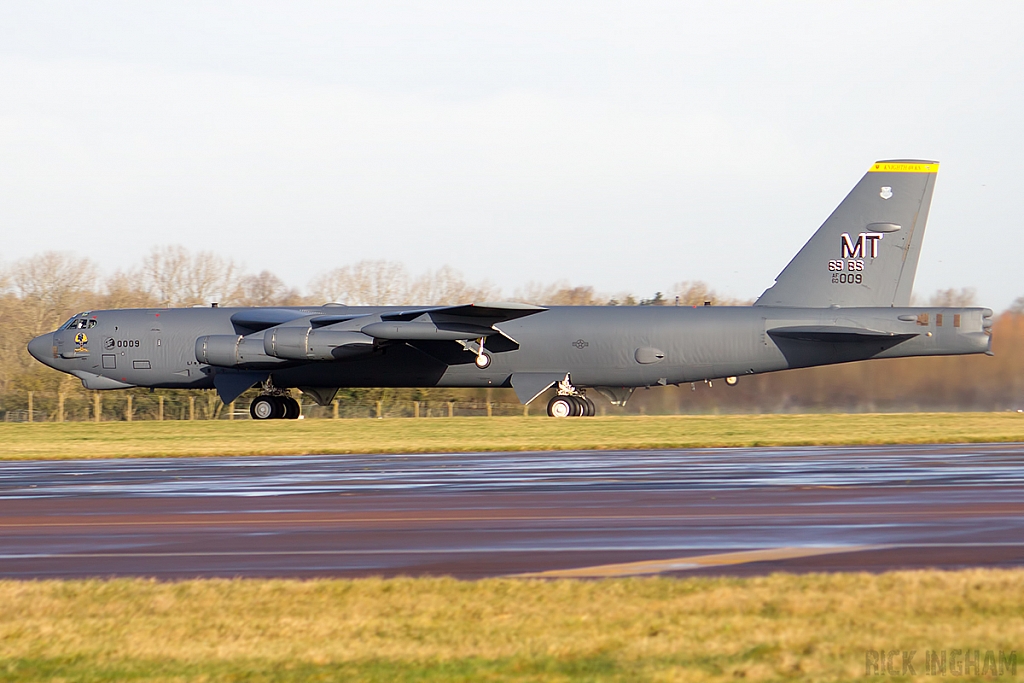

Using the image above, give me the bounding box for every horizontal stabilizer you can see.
[768,326,918,343]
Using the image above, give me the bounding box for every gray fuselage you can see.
[28,304,993,398]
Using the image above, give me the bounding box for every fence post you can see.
[448,401,454,418]
[523,404,529,417]
[228,401,235,420]
[158,396,164,421]
[94,393,101,422]
[189,396,195,421]
[332,400,339,419]
[126,395,133,422]
[375,400,382,419]
[27,391,33,423]
[486,402,493,418]
[413,401,420,418]
[57,393,65,423]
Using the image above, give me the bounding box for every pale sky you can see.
[1,2,1022,308]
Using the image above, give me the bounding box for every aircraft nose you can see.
[27,333,53,364]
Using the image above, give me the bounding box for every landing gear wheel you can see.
[282,397,301,419]
[583,397,596,417]
[567,396,585,417]
[475,353,491,369]
[250,396,279,420]
[547,396,574,418]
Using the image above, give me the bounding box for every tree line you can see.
[1,245,1021,418]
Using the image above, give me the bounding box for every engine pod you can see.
[264,327,374,361]
[196,335,286,368]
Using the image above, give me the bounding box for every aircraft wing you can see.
[379,302,546,324]
[363,302,546,341]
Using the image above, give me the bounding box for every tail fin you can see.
[755,160,939,308]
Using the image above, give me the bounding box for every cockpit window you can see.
[87,320,97,328]
[59,313,94,330]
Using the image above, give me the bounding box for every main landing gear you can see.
[546,375,595,418]
[249,395,301,420]
[249,380,302,420]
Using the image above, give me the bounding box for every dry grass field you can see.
[1,571,1021,682]
[1,412,1023,460]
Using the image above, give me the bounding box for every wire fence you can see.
[1,391,552,422]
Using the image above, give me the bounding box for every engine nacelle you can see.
[263,327,375,361]
[195,334,286,368]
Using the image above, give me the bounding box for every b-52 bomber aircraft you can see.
[29,160,992,419]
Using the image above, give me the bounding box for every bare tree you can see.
[11,252,98,334]
[411,266,499,305]
[234,271,303,307]
[928,287,977,307]
[140,246,241,306]
[100,271,160,309]
[668,281,753,306]
[607,292,638,306]
[308,260,410,305]
[514,281,602,305]
[670,281,717,306]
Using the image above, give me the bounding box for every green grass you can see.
[1,412,1023,459]
[1,571,1022,681]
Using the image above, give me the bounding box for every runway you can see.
[2,443,1024,579]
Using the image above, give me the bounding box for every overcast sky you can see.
[1,2,1021,308]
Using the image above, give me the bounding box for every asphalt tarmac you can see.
[2,443,1024,579]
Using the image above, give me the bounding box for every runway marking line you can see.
[512,545,887,578]
[1,543,1022,564]
[0,507,1019,529]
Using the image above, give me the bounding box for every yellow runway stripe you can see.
[513,545,886,578]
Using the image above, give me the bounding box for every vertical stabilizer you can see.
[755,160,938,307]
